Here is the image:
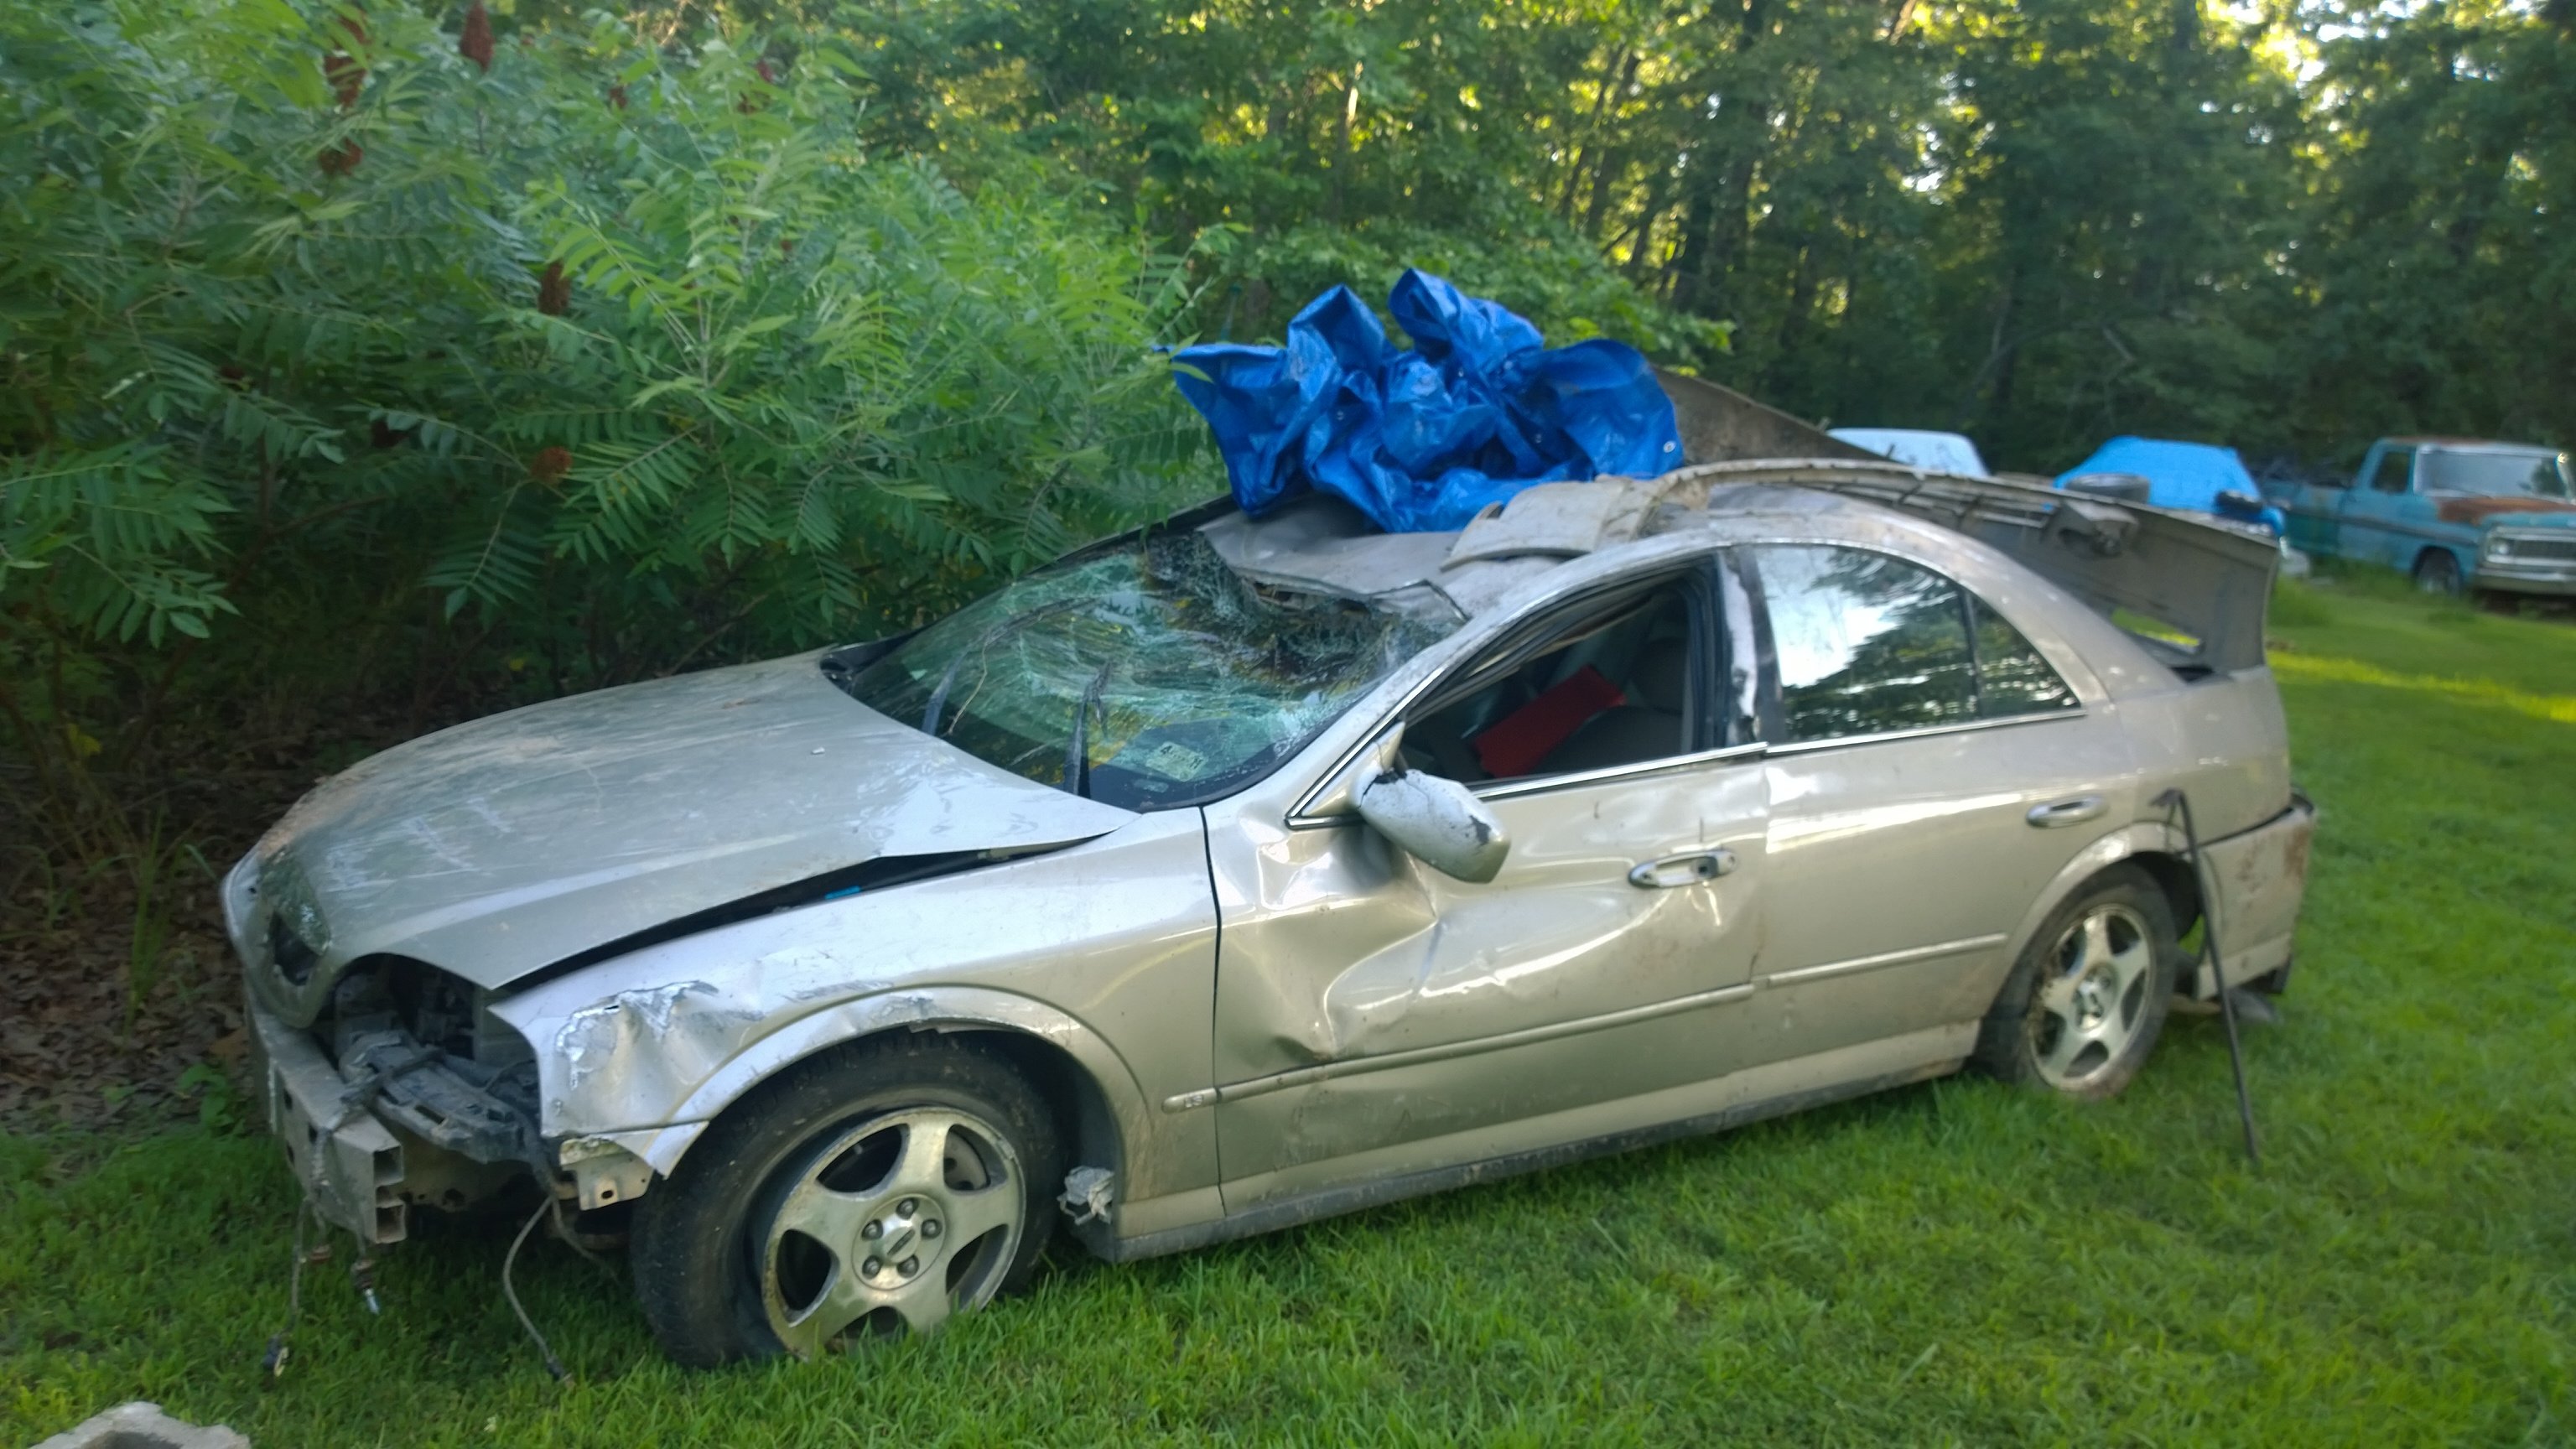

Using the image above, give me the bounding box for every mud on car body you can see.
[229,450,2315,1366]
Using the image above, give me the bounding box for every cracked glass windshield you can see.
[839,530,1462,810]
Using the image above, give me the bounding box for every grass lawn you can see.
[5,576,2572,1446]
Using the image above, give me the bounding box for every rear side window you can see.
[1971,597,2079,716]
[1750,546,2076,744]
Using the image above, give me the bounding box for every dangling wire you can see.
[261,1197,316,1382]
[546,1192,617,1278]
[501,1195,571,1383]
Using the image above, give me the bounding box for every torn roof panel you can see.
[1190,460,2278,673]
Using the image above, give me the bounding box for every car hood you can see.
[233,651,1136,1008]
[2435,496,2576,527]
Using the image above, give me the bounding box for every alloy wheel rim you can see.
[2028,903,2155,1088]
[757,1106,1024,1356]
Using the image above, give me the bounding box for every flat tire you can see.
[631,1034,1062,1366]
[1972,865,2179,1101]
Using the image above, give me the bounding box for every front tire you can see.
[1973,866,2179,1100]
[631,1034,1063,1366]
[2412,549,2464,595]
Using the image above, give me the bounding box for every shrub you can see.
[0,0,1209,839]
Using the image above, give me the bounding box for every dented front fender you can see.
[483,808,1220,1203]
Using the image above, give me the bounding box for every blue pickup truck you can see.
[2264,437,2576,596]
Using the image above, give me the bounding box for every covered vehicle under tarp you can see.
[2057,436,2286,538]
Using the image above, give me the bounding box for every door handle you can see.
[1628,848,1737,889]
[2026,796,2106,828]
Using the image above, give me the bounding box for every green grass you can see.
[6,580,2573,1446]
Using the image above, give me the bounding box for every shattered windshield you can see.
[839,530,1462,810]
[2418,449,2573,499]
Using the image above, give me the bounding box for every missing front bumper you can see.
[247,989,536,1244]
[251,998,410,1244]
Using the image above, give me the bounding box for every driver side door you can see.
[1199,558,1771,1211]
[2337,444,2420,571]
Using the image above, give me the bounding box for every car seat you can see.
[1537,631,1687,772]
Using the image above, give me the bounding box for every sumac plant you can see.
[0,0,1208,844]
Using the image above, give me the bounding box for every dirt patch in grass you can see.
[0,877,245,1131]
[0,718,411,1132]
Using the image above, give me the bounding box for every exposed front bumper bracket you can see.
[251,998,410,1244]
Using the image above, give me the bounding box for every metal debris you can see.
[1058,1166,1116,1226]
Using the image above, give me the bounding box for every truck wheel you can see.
[631,1034,1062,1366]
[1972,866,2179,1101]
[2412,549,2463,595]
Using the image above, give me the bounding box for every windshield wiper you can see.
[1065,661,1115,798]
[920,597,1086,737]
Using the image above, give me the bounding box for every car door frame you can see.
[1191,536,1784,1213]
[2342,442,2428,573]
[1102,521,2138,1262]
[1728,531,2137,1069]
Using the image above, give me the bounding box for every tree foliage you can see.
[5,0,2573,860]
[1,0,1206,819]
[820,0,2571,466]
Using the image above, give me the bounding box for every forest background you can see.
[2,0,2571,1094]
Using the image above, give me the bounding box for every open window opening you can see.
[1399,576,1713,787]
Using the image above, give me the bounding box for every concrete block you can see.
[27,1401,250,1449]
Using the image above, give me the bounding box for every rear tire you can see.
[631,1034,1062,1366]
[2412,549,2464,595]
[1973,866,2179,1101]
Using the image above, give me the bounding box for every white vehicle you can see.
[1830,427,1992,479]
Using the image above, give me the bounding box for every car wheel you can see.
[1972,865,2179,1100]
[2412,549,2463,595]
[630,1034,1062,1366]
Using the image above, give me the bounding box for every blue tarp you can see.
[2056,436,2285,537]
[1172,270,1683,533]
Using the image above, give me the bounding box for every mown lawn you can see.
[5,577,2572,1447]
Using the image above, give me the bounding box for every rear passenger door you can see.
[1739,544,2134,1067]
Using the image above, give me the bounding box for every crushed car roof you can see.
[1197,459,2282,673]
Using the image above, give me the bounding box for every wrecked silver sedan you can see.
[228,453,2315,1365]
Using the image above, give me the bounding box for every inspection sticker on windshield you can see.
[1138,739,1211,780]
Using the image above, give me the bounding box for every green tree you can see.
[2293,0,2576,459]
[1,0,1205,852]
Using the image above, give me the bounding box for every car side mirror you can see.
[1299,722,1407,823]
[1355,767,1510,884]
